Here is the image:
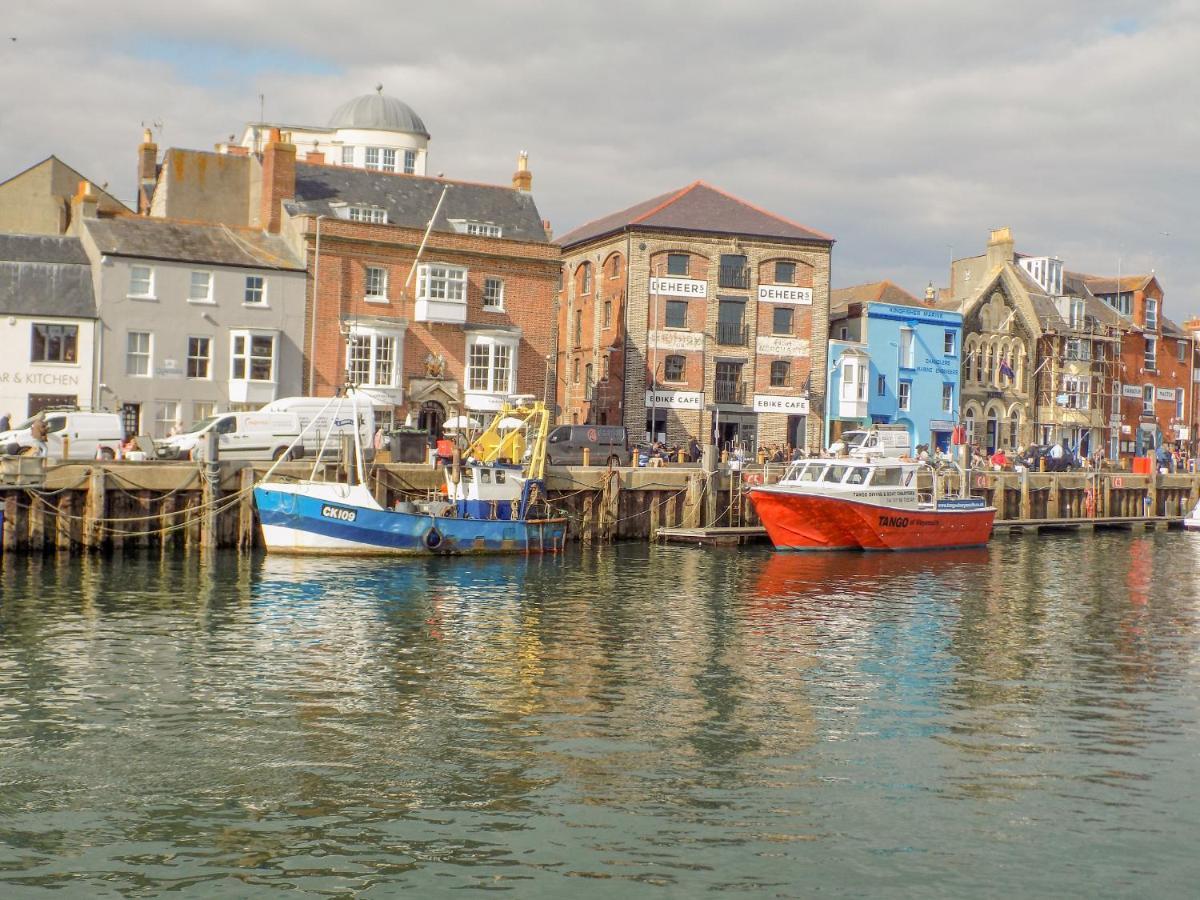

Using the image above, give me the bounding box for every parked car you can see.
[0,410,123,460]
[1019,444,1076,472]
[545,425,631,466]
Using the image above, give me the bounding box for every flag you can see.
[999,359,1015,379]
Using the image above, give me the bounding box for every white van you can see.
[260,396,376,461]
[838,424,911,459]
[0,411,123,460]
[156,411,302,461]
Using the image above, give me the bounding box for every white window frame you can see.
[899,327,915,369]
[192,400,216,424]
[942,383,953,413]
[126,331,152,377]
[1069,297,1085,329]
[1145,298,1158,330]
[1145,337,1157,371]
[364,266,388,302]
[348,206,387,224]
[483,277,505,310]
[341,146,354,166]
[943,330,955,356]
[229,331,276,383]
[403,149,416,174]
[128,265,155,299]
[381,148,397,171]
[186,336,211,379]
[243,275,267,306]
[188,270,213,304]
[898,380,911,411]
[465,335,516,396]
[840,359,859,401]
[417,264,468,303]
[1176,388,1185,420]
[1142,385,1154,416]
[364,147,382,170]
[155,401,180,437]
[1063,374,1090,410]
[345,329,399,388]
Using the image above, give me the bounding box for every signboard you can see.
[648,330,705,352]
[757,285,812,305]
[649,277,706,298]
[929,419,956,432]
[752,394,810,415]
[1156,387,1177,401]
[645,389,704,410]
[756,336,810,357]
[1121,385,1143,398]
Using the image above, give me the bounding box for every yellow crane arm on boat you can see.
[465,401,551,481]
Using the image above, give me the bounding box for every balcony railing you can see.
[718,265,750,289]
[714,381,746,404]
[716,322,749,346]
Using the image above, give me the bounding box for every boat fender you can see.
[424,527,443,550]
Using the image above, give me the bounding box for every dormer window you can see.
[1069,297,1085,329]
[1145,298,1158,330]
[449,220,502,238]
[347,206,387,224]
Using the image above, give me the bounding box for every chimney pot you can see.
[512,151,532,192]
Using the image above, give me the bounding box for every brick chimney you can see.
[138,128,158,214]
[512,150,532,192]
[260,128,296,234]
[542,218,553,240]
[68,181,99,233]
[986,226,1015,271]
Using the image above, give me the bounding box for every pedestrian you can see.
[688,437,701,463]
[29,415,48,456]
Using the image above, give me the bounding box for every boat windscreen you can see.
[846,466,870,485]
[797,464,823,482]
[822,465,849,483]
[870,467,904,486]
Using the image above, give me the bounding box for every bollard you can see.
[582,446,591,467]
[677,448,686,464]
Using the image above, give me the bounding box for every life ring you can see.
[424,527,443,550]
[974,475,988,488]
[1113,476,1124,489]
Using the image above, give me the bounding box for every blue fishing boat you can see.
[253,396,567,555]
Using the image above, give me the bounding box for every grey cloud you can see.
[2,1,1196,315]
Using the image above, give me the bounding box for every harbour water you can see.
[1,536,1199,896]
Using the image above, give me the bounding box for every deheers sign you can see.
[649,277,707,298]
[757,285,812,305]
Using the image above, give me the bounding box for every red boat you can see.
[748,458,995,552]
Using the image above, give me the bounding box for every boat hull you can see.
[254,485,567,556]
[749,487,995,552]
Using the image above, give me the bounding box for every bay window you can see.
[230,331,275,381]
[415,263,469,323]
[466,336,515,396]
[346,331,398,387]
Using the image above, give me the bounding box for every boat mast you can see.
[350,388,366,487]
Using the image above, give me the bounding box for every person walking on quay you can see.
[687,437,701,463]
[29,416,48,456]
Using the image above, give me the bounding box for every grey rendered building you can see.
[76,210,307,438]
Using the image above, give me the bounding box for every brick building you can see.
[139,92,559,433]
[556,182,833,453]
[1083,274,1192,459]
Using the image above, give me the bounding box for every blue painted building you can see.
[825,283,963,451]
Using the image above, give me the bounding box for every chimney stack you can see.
[512,150,532,192]
[138,128,158,215]
[986,226,1015,271]
[260,129,296,234]
[924,282,936,306]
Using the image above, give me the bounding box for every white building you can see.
[229,86,430,177]
[0,235,98,421]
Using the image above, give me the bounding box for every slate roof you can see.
[557,181,833,248]
[83,217,304,270]
[830,280,922,313]
[0,234,96,317]
[286,163,549,243]
[1081,273,1155,295]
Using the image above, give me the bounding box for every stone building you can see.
[556,181,833,452]
[0,156,128,236]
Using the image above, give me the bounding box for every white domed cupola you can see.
[329,85,429,138]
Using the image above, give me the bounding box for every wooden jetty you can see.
[0,456,1197,554]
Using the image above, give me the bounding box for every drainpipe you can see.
[307,215,324,395]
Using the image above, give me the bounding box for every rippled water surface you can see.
[2,534,1200,897]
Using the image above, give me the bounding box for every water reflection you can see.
[1,536,1199,894]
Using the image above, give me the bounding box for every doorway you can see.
[418,401,446,437]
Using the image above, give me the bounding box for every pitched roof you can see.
[557,180,833,248]
[0,234,96,317]
[83,217,304,270]
[1081,273,1154,294]
[286,163,549,243]
[830,280,921,312]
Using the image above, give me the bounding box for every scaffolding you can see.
[1032,314,1123,455]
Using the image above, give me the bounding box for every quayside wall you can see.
[1,459,1198,554]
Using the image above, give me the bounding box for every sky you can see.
[2,1,1197,315]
